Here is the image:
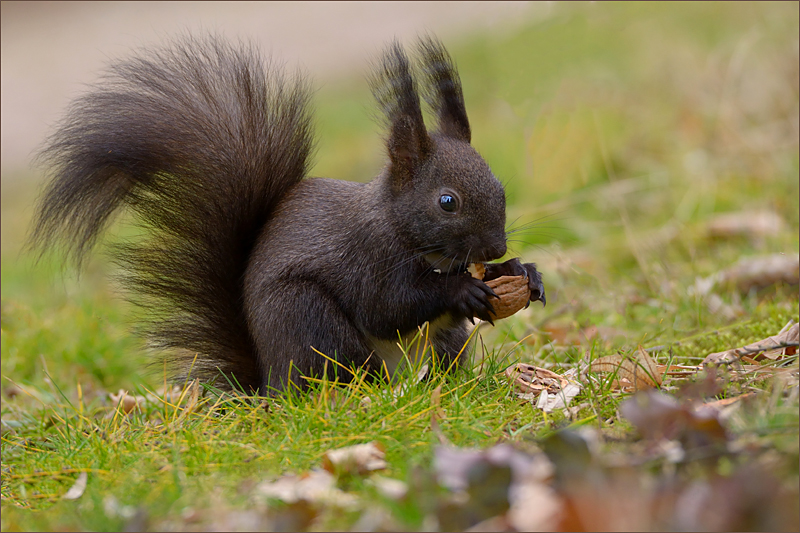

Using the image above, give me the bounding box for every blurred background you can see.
[1,1,798,388]
[0,1,541,180]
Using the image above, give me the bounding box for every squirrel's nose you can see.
[490,239,507,260]
[477,236,506,262]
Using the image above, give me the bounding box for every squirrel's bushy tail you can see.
[30,35,314,392]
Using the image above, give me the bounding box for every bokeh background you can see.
[1,1,539,179]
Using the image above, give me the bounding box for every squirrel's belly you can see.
[365,313,457,376]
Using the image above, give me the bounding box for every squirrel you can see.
[30,35,545,394]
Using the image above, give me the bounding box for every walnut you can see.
[468,263,530,320]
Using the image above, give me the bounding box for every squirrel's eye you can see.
[439,194,458,213]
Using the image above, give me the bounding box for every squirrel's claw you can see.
[524,263,546,308]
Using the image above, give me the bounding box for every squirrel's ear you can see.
[371,41,432,187]
[418,36,471,144]
[387,114,432,185]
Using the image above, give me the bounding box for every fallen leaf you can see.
[590,347,662,391]
[464,515,513,532]
[103,494,138,519]
[255,469,357,508]
[671,464,800,531]
[706,210,786,240]
[62,471,88,500]
[322,441,387,476]
[434,444,558,530]
[367,476,408,500]
[542,322,576,344]
[506,478,563,531]
[703,322,799,367]
[350,507,401,532]
[693,254,799,296]
[269,500,317,532]
[694,392,756,411]
[434,444,554,493]
[657,364,701,378]
[620,391,728,453]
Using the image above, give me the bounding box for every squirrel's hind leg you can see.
[248,279,373,393]
[429,317,472,372]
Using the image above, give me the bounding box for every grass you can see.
[2,2,798,530]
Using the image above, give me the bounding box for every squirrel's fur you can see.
[31,35,544,394]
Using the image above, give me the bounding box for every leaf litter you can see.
[243,313,797,531]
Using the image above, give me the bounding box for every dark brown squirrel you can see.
[29,34,545,394]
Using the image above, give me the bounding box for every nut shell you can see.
[483,275,530,320]
[467,262,531,320]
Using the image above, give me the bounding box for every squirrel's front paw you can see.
[452,275,499,325]
[524,263,546,307]
[484,258,546,307]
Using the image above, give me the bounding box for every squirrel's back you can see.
[31,35,314,392]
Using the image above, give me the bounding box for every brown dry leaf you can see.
[434,444,559,530]
[698,392,756,412]
[590,347,662,391]
[703,322,799,367]
[543,322,575,344]
[620,391,727,447]
[706,210,786,240]
[506,479,563,531]
[713,254,798,294]
[434,444,554,492]
[741,254,800,289]
[690,255,798,320]
[657,364,701,378]
[580,325,599,342]
[321,441,387,476]
[669,465,800,532]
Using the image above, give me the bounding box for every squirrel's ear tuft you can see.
[417,36,471,144]
[370,41,432,187]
